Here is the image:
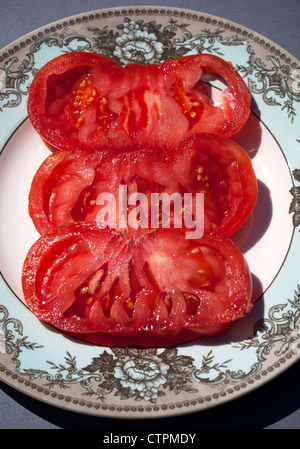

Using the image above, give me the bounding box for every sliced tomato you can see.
[27,52,124,152]
[27,52,172,152]
[22,223,253,347]
[170,133,258,236]
[28,149,118,235]
[28,133,256,238]
[160,54,251,139]
[28,147,177,236]
[27,52,250,153]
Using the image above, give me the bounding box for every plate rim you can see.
[1,5,300,66]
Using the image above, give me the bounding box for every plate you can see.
[0,6,299,419]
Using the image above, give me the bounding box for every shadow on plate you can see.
[231,179,273,253]
[232,107,263,158]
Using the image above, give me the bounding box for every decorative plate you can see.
[0,6,299,418]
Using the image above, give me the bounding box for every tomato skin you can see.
[22,223,252,348]
[27,52,250,153]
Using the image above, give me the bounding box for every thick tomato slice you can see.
[170,133,258,236]
[28,133,256,238]
[160,54,251,139]
[22,223,253,347]
[28,148,177,236]
[27,52,124,152]
[27,52,171,152]
[27,52,250,153]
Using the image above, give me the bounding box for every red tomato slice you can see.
[28,133,257,238]
[27,52,124,152]
[160,54,251,139]
[22,223,253,347]
[27,52,250,153]
[170,133,258,236]
[28,148,177,237]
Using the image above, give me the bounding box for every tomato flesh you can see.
[28,148,175,237]
[28,133,257,239]
[161,54,251,138]
[171,133,258,236]
[27,52,251,153]
[22,223,252,347]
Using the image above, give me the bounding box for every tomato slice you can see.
[27,52,250,153]
[160,54,251,139]
[28,133,257,238]
[170,133,258,236]
[28,147,177,237]
[22,223,253,347]
[27,52,124,152]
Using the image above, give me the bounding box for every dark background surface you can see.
[0,0,299,430]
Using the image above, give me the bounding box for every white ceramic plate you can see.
[0,6,299,418]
